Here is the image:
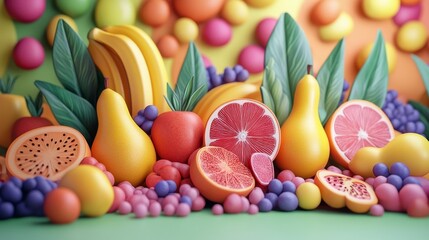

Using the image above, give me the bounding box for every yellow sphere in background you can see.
[46,15,78,46]
[396,21,428,53]
[296,182,322,210]
[221,0,249,26]
[244,0,276,8]
[318,12,354,42]
[173,17,199,43]
[95,0,136,28]
[356,42,397,74]
[362,0,401,20]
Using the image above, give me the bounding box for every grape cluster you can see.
[372,162,420,191]
[133,105,158,135]
[0,176,57,220]
[382,90,425,134]
[257,179,299,212]
[206,64,250,90]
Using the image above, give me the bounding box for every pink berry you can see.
[119,183,135,201]
[163,203,176,216]
[277,170,295,182]
[248,187,264,205]
[146,189,158,200]
[223,193,243,214]
[134,203,148,218]
[13,37,45,69]
[212,204,224,215]
[130,194,150,209]
[373,176,387,189]
[108,186,126,213]
[255,17,277,47]
[104,171,115,186]
[202,18,232,46]
[407,198,429,218]
[375,183,402,212]
[94,162,107,171]
[291,177,305,188]
[237,44,264,74]
[184,188,199,201]
[162,195,179,209]
[248,204,259,215]
[80,156,98,165]
[370,204,384,216]
[241,196,250,212]
[149,201,162,217]
[176,203,191,217]
[326,165,342,174]
[365,177,375,187]
[191,196,206,211]
[399,184,428,211]
[171,162,190,178]
[118,201,132,215]
[179,184,192,195]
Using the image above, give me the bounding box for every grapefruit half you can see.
[189,146,255,203]
[204,99,280,167]
[249,152,274,190]
[325,100,395,168]
[5,125,91,181]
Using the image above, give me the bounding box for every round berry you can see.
[166,180,177,193]
[0,202,14,219]
[387,174,403,190]
[390,162,410,180]
[0,182,22,203]
[212,204,224,215]
[282,181,296,193]
[268,179,283,195]
[22,178,37,193]
[143,105,158,121]
[403,176,421,186]
[223,67,236,83]
[264,192,278,207]
[258,198,273,212]
[373,163,390,177]
[236,69,249,82]
[154,180,170,198]
[179,195,192,207]
[277,192,298,212]
[134,115,145,126]
[25,189,45,211]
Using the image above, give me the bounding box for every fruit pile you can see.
[2,8,429,227]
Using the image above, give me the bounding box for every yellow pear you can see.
[91,88,156,186]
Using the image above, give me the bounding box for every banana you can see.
[104,25,171,113]
[195,82,262,126]
[88,27,153,116]
[87,39,132,112]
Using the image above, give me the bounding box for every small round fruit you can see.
[310,0,341,26]
[4,0,45,23]
[44,187,81,224]
[318,12,354,42]
[395,21,428,52]
[59,165,114,217]
[173,18,199,43]
[362,0,401,20]
[157,35,180,58]
[95,0,136,28]
[202,18,232,47]
[296,182,321,210]
[138,0,171,27]
[46,15,78,46]
[244,0,275,8]
[237,44,265,73]
[221,0,248,25]
[55,0,91,17]
[172,0,224,23]
[255,18,277,48]
[13,37,45,70]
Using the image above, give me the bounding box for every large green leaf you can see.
[411,54,429,97]
[317,38,345,125]
[52,20,99,106]
[348,31,388,107]
[166,42,208,111]
[264,12,313,107]
[34,80,97,145]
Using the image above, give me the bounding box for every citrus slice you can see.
[249,152,274,189]
[5,125,91,181]
[325,100,395,168]
[204,99,280,167]
[189,146,255,203]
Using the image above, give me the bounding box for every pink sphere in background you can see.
[202,18,232,47]
[393,3,422,26]
[237,44,265,74]
[4,0,46,23]
[255,17,277,47]
[13,37,45,70]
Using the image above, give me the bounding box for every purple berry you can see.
[387,174,403,190]
[268,179,283,195]
[154,180,170,198]
[0,202,14,219]
[134,115,145,126]
[373,163,389,177]
[403,176,421,186]
[236,69,249,82]
[258,198,273,212]
[15,202,33,217]
[223,67,236,83]
[25,189,44,211]
[8,177,22,188]
[35,176,52,195]
[0,182,22,203]
[179,195,192,207]
[22,178,37,193]
[143,105,158,121]
[277,192,298,212]
[166,180,177,193]
[141,120,153,133]
[282,181,296,193]
[390,162,410,180]
[233,64,244,73]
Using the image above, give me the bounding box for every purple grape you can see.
[15,202,33,217]
[25,190,44,211]
[233,64,243,73]
[268,179,283,195]
[134,115,145,126]
[9,177,22,188]
[282,181,296,193]
[258,198,273,212]
[264,192,278,207]
[387,174,403,190]
[179,195,192,207]
[35,176,52,195]
[143,105,158,121]
[277,192,298,212]
[141,120,153,133]
[0,182,22,203]
[22,178,37,193]
[389,162,410,180]
[154,180,169,198]
[236,69,249,82]
[0,202,14,219]
[373,163,389,177]
[403,176,421,186]
[210,75,222,88]
[223,67,236,83]
[166,180,177,193]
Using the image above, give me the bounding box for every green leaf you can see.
[261,59,290,125]
[166,42,208,111]
[317,38,345,125]
[34,80,97,145]
[25,92,44,117]
[411,54,429,97]
[53,19,99,106]
[0,75,17,93]
[264,12,313,107]
[348,31,388,107]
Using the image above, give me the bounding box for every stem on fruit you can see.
[307,65,312,75]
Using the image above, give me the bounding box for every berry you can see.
[25,190,45,211]
[134,105,159,134]
[373,163,390,177]
[403,176,421,186]
[277,192,298,212]
[179,195,192,207]
[0,202,14,219]
[387,174,403,190]
[264,192,278,207]
[143,105,158,121]
[389,162,410,180]
[154,180,170,198]
[267,179,283,195]
[0,182,22,203]
[206,64,250,90]
[282,181,296,193]
[257,198,273,212]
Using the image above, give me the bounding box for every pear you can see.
[91,88,156,186]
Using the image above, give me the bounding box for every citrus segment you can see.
[189,146,255,203]
[325,100,394,168]
[249,152,274,188]
[204,99,280,167]
[5,126,90,181]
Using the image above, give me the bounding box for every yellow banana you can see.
[87,39,132,112]
[104,25,171,113]
[196,82,262,127]
[88,28,153,116]
[194,82,243,114]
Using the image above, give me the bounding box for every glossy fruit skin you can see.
[151,111,204,163]
[59,165,114,217]
[11,117,53,140]
[275,74,329,178]
[91,89,156,186]
[0,94,30,148]
[349,133,429,178]
[44,187,81,224]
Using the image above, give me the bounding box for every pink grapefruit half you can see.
[325,100,395,168]
[204,99,281,167]
[249,152,274,190]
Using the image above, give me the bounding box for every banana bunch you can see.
[193,80,263,126]
[88,25,170,117]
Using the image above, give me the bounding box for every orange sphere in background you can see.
[157,34,180,58]
[138,0,171,27]
[172,0,225,23]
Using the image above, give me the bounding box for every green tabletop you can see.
[1,208,428,240]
